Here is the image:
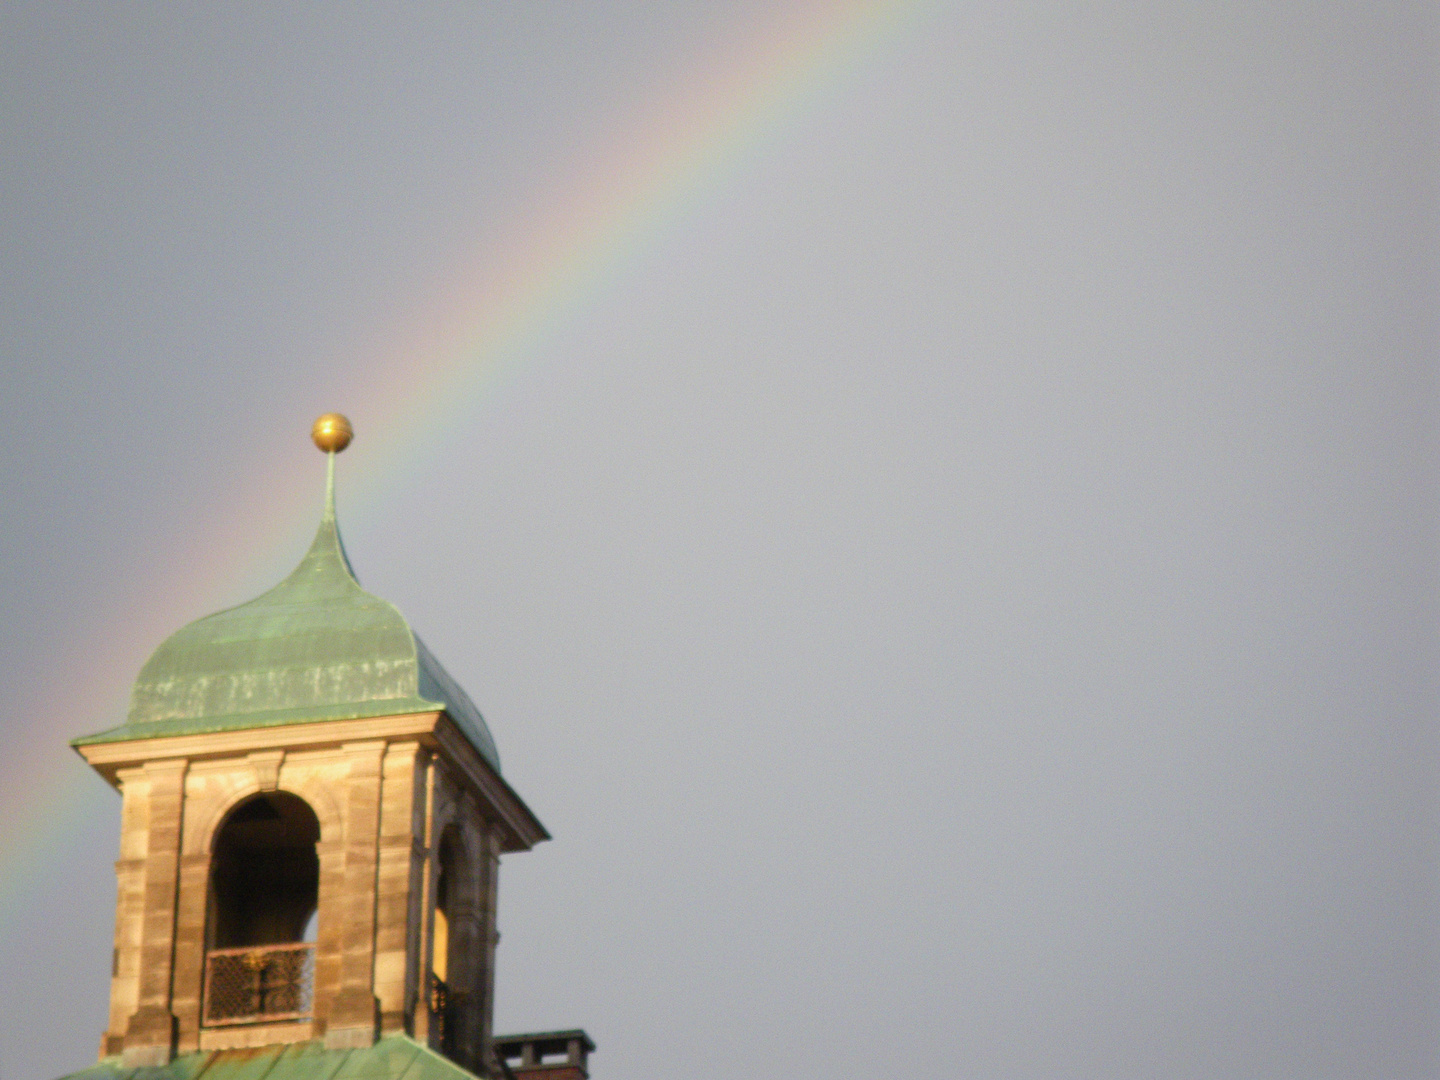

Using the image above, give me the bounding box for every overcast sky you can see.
[0,4,1435,1079]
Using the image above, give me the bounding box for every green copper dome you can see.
[74,464,500,772]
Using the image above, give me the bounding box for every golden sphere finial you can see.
[311,413,353,453]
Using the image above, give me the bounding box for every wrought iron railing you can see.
[429,972,459,1055]
[203,942,315,1026]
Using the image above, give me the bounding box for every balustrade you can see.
[202,942,315,1026]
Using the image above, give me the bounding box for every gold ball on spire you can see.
[311,413,353,453]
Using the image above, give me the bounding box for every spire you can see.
[286,414,361,596]
[326,440,337,520]
[313,411,353,534]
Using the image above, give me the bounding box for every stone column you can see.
[325,741,386,1048]
[418,767,454,1051]
[103,768,148,1056]
[412,754,438,1046]
[375,741,425,1036]
[169,851,210,1052]
[476,824,502,1073]
[312,834,346,1030]
[122,758,188,1066]
[450,817,484,1070]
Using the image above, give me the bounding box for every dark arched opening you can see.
[434,826,459,981]
[203,792,319,1026]
[430,825,464,1055]
[210,792,319,947]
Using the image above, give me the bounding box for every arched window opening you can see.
[203,792,320,1027]
[210,792,319,947]
[430,826,464,1055]
[434,838,452,983]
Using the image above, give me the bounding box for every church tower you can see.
[70,417,557,1077]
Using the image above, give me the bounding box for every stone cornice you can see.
[75,709,547,852]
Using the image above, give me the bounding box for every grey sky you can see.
[0,4,1434,1079]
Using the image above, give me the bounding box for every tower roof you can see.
[73,455,500,772]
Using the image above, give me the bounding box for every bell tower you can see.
[72,417,548,1074]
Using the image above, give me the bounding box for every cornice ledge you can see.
[431,714,549,852]
[74,712,444,783]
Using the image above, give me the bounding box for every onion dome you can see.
[74,417,500,772]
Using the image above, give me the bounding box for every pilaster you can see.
[477,823,502,1067]
[375,741,425,1036]
[122,758,188,1066]
[170,851,209,1052]
[450,813,485,1068]
[103,768,148,1056]
[312,835,346,1029]
[418,761,447,1049]
[325,741,385,1048]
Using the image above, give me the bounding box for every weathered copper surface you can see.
[60,1036,481,1080]
[74,471,500,772]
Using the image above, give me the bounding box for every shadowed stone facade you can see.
[79,681,545,1068]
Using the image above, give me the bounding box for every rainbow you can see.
[0,0,931,915]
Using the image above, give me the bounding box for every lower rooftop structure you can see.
[493,1030,595,1080]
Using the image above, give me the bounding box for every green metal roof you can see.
[73,464,500,773]
[58,1036,481,1080]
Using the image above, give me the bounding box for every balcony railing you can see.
[203,942,315,1026]
[429,972,458,1055]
